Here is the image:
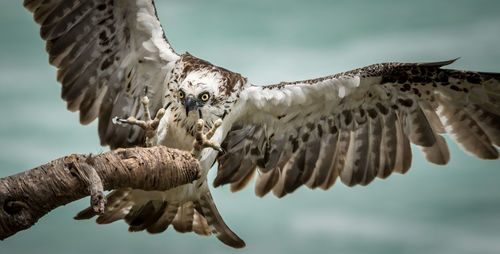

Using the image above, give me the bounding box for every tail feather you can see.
[95,201,131,224]
[198,192,246,248]
[255,168,280,197]
[74,188,131,220]
[192,202,211,236]
[126,200,168,232]
[172,202,195,233]
[73,188,245,248]
[146,203,179,234]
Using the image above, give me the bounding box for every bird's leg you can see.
[112,95,165,147]
[191,119,223,160]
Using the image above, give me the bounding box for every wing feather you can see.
[25,0,180,148]
[283,147,307,193]
[465,104,500,146]
[41,1,95,41]
[341,114,370,186]
[255,169,280,197]
[230,167,256,193]
[302,139,322,184]
[377,110,398,178]
[404,104,437,147]
[363,113,383,185]
[324,128,350,190]
[421,106,450,165]
[439,101,498,159]
[393,113,413,173]
[305,131,339,189]
[46,2,96,59]
[217,60,500,197]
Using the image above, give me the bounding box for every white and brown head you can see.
[165,53,248,133]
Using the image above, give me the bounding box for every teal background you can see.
[1,0,500,253]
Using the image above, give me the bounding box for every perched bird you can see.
[23,0,499,248]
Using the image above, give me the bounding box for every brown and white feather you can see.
[24,0,500,248]
[216,59,500,197]
[24,0,179,148]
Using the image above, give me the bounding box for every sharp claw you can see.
[110,104,166,147]
[112,116,126,125]
[198,109,203,119]
[190,119,226,159]
[217,147,225,154]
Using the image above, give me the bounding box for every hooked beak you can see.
[184,96,199,117]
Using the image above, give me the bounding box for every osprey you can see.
[24,0,500,248]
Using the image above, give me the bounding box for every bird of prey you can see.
[24,0,499,248]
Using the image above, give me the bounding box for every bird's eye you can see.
[200,92,210,102]
[178,90,185,99]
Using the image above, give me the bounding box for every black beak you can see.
[184,96,199,117]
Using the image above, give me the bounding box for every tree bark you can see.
[0,146,200,240]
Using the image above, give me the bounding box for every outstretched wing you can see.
[215,59,500,197]
[24,0,179,148]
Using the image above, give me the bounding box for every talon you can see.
[190,118,224,159]
[112,116,125,125]
[215,146,224,154]
[112,116,137,125]
[109,97,166,147]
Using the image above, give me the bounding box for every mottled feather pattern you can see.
[217,60,500,197]
[24,0,230,242]
[68,50,249,247]
[25,0,179,149]
[74,189,213,237]
[165,53,248,137]
[24,0,500,249]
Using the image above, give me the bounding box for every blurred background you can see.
[1,0,500,253]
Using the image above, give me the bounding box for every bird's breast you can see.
[156,110,196,151]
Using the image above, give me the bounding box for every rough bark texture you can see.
[0,146,200,240]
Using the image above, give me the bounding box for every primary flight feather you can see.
[23,0,500,248]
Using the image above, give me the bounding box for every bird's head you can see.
[176,74,222,120]
[166,53,247,132]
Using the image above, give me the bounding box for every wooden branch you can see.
[0,146,200,240]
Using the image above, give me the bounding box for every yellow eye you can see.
[200,93,210,102]
[178,90,185,99]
